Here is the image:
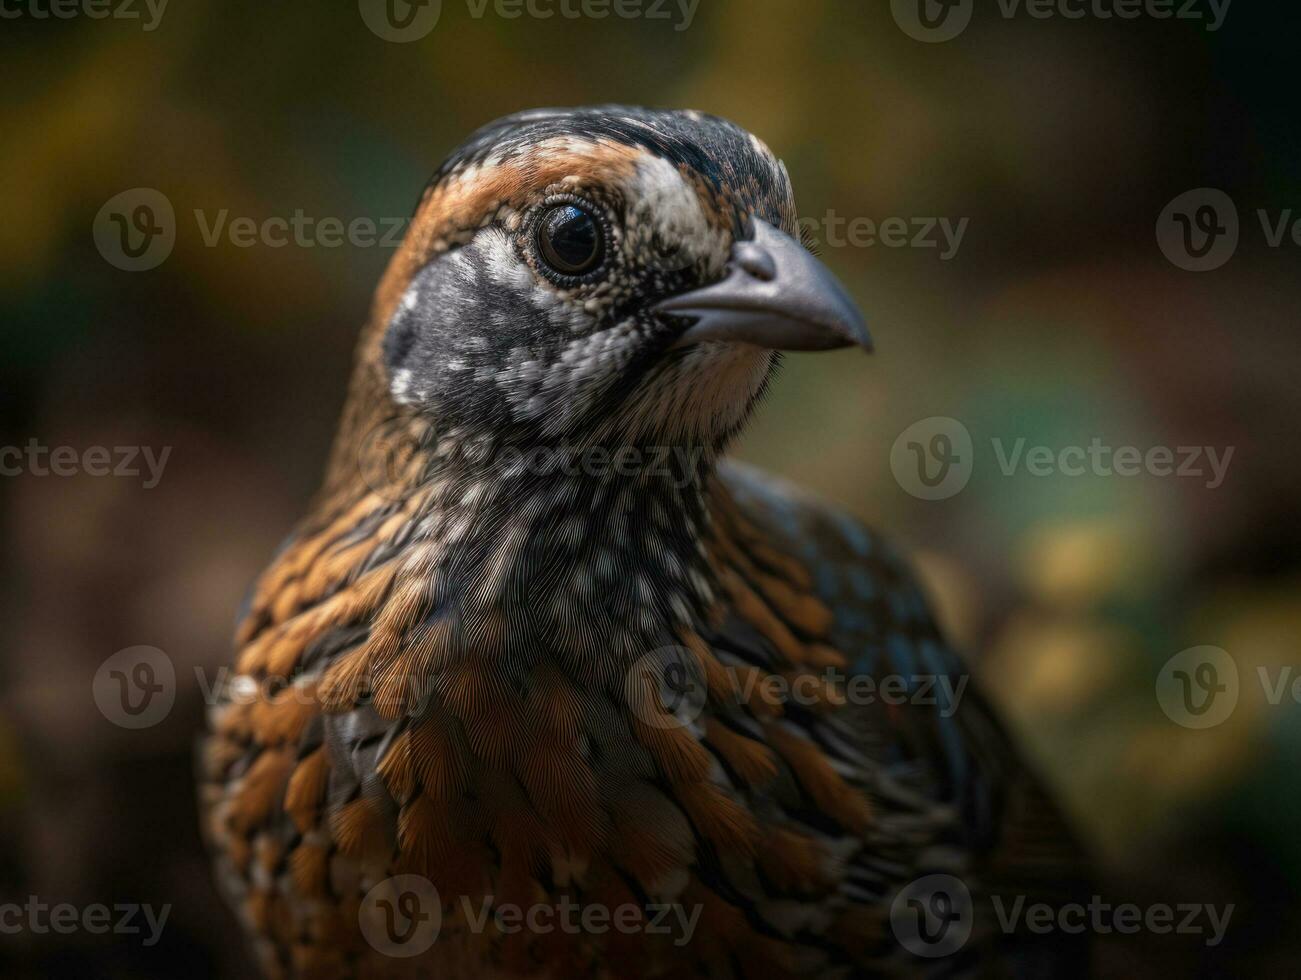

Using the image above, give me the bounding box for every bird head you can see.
[360,105,870,465]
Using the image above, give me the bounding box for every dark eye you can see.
[536,204,605,278]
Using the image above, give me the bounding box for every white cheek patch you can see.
[626,154,730,274]
[391,367,416,404]
[479,226,534,292]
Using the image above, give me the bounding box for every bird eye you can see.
[536,204,605,278]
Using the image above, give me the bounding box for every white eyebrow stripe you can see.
[625,153,729,261]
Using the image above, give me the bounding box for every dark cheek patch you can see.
[382,300,418,376]
[381,260,451,382]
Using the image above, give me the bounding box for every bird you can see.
[199,105,1090,979]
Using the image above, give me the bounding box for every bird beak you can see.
[655,218,872,352]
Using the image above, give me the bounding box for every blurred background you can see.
[1,0,1298,975]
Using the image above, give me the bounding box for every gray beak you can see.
[655,218,872,352]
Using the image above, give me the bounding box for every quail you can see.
[201,105,1090,978]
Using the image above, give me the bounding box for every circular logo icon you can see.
[359,0,441,42]
[359,875,442,957]
[891,417,974,501]
[624,647,709,731]
[93,645,176,729]
[1157,189,1239,272]
[357,416,427,502]
[891,0,973,43]
[890,873,973,958]
[93,188,175,272]
[1156,645,1238,729]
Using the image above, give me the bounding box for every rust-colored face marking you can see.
[369,140,646,346]
[367,130,795,354]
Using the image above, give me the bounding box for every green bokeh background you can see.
[2,1,1298,975]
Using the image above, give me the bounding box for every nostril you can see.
[734,242,777,282]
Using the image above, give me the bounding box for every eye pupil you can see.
[538,204,604,276]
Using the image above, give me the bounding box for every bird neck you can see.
[237,396,735,721]
[408,424,723,649]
